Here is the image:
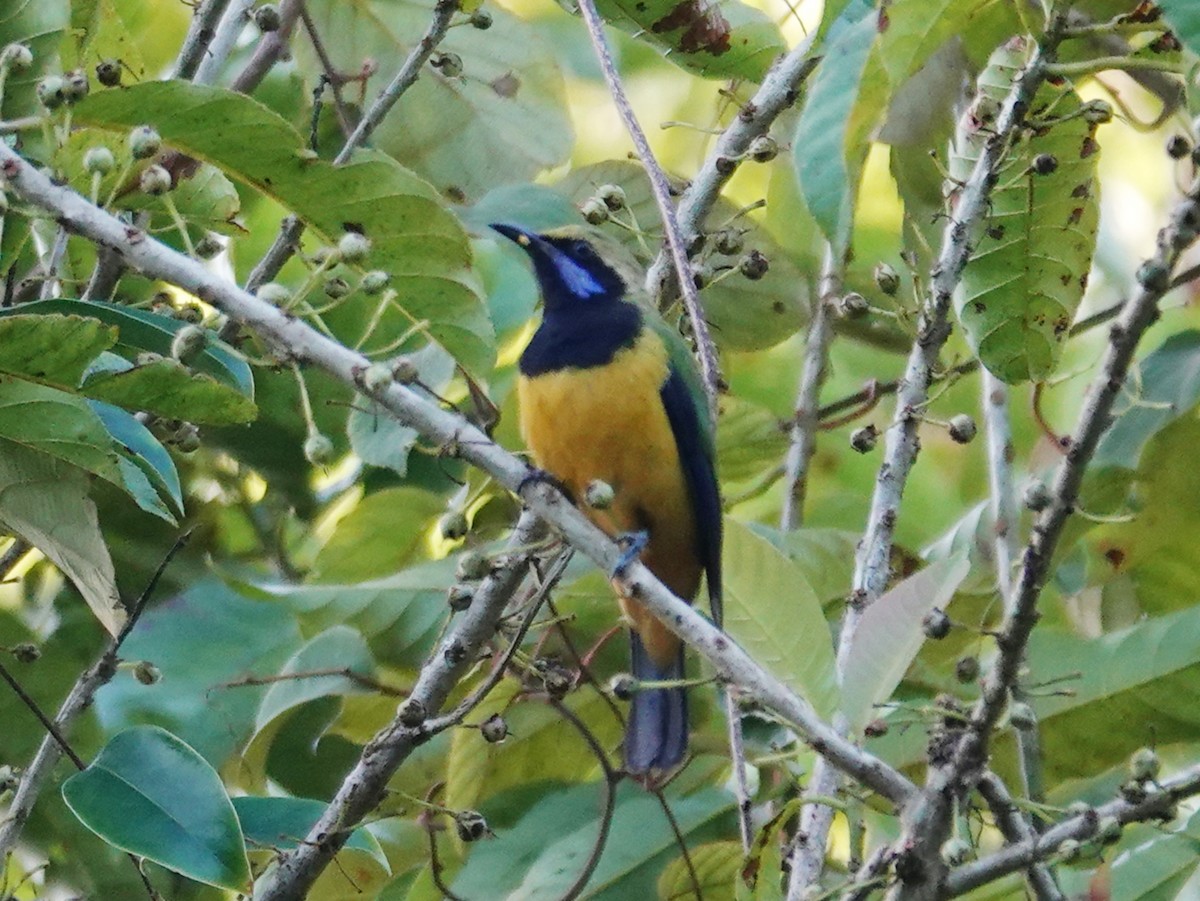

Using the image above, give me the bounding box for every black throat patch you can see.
[519,302,643,376]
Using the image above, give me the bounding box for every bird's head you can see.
[491,223,633,312]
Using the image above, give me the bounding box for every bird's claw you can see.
[517,466,571,501]
[612,530,650,578]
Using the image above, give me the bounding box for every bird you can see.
[491,222,722,784]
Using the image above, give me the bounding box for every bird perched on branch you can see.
[492,222,722,785]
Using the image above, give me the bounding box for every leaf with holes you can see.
[950,37,1101,384]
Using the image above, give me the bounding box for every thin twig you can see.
[192,0,256,85]
[0,661,87,770]
[651,787,702,901]
[424,549,573,733]
[544,697,619,901]
[229,0,304,94]
[724,688,752,853]
[219,666,405,696]
[946,764,1200,895]
[643,43,820,307]
[174,0,236,80]
[297,4,355,137]
[37,227,67,300]
[574,0,721,411]
[976,773,1063,901]
[0,539,30,576]
[981,370,1046,808]
[244,0,460,290]
[781,245,839,530]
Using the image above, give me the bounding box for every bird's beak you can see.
[490,222,539,251]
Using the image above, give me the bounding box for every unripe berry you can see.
[398,697,426,727]
[581,197,609,224]
[62,69,89,103]
[874,262,900,296]
[838,292,870,318]
[480,713,508,743]
[361,362,393,392]
[128,125,162,160]
[134,661,162,685]
[139,164,172,196]
[1030,153,1058,175]
[323,276,350,299]
[948,413,977,444]
[431,52,463,77]
[194,232,223,260]
[955,655,979,683]
[338,231,372,263]
[1023,480,1051,512]
[447,583,474,611]
[850,424,878,454]
[1,44,33,72]
[922,607,951,640]
[95,58,121,87]
[1008,701,1037,731]
[469,9,493,28]
[392,356,419,384]
[456,549,491,581]
[738,249,769,280]
[714,229,744,256]
[1082,100,1113,124]
[84,146,116,175]
[256,283,291,306]
[454,810,490,842]
[609,673,637,701]
[304,432,335,465]
[1057,838,1080,861]
[597,184,626,211]
[1129,746,1160,781]
[36,76,66,110]
[1166,134,1191,159]
[940,837,971,866]
[360,270,390,294]
[585,479,615,510]
[253,3,282,31]
[748,134,778,163]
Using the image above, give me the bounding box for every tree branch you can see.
[643,43,820,306]
[788,14,1072,894]
[173,0,236,80]
[781,244,838,529]
[574,0,722,411]
[976,773,1063,901]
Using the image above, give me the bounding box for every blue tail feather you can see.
[625,632,688,777]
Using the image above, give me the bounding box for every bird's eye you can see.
[571,241,595,260]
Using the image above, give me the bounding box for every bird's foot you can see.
[517,466,572,501]
[612,530,650,578]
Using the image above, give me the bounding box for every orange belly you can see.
[517,332,700,665]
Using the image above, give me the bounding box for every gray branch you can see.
[643,43,820,304]
[173,0,236,80]
[192,0,256,85]
[976,773,1063,901]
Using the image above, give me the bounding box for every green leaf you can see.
[0,314,117,386]
[951,38,1101,384]
[452,783,732,898]
[0,377,123,484]
[0,440,124,635]
[1023,603,1200,782]
[0,300,254,396]
[771,527,860,606]
[445,683,623,813]
[556,162,810,351]
[722,518,837,717]
[235,796,391,901]
[839,554,970,730]
[796,0,991,254]
[298,0,571,202]
[1109,808,1200,901]
[252,625,375,738]
[94,579,303,765]
[62,725,251,891]
[716,396,788,486]
[81,356,257,425]
[1093,330,1200,470]
[246,558,452,666]
[89,400,183,519]
[792,12,877,252]
[591,0,785,82]
[658,840,741,900]
[1160,0,1200,57]
[311,487,445,582]
[72,81,494,371]
[66,0,147,77]
[347,345,456,475]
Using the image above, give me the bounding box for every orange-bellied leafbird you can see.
[492,223,722,782]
